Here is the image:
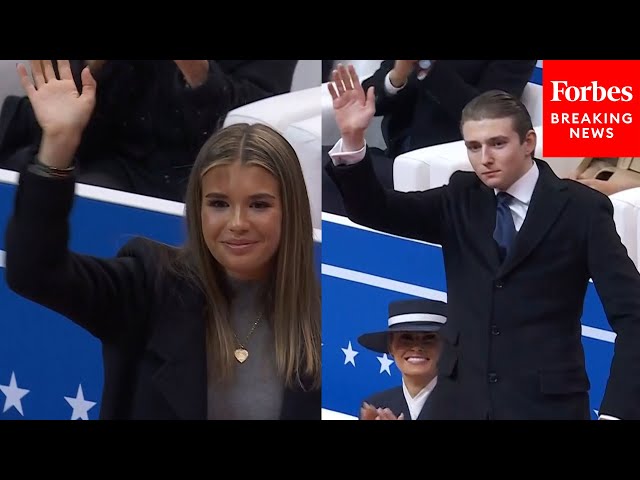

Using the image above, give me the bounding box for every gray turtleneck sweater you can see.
[207,277,284,420]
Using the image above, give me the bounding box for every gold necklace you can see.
[232,315,262,364]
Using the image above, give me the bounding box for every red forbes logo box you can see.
[542,60,640,157]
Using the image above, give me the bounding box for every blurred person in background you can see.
[323,59,536,215]
[0,59,297,201]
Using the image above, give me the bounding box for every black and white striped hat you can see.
[357,299,447,353]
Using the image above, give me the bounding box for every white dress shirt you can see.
[495,161,538,231]
[384,71,405,95]
[328,137,367,165]
[403,376,437,420]
[384,67,432,95]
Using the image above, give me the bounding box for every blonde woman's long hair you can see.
[179,123,321,390]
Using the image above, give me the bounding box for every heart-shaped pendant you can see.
[234,348,249,363]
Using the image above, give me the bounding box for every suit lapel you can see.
[469,183,502,270]
[397,388,411,420]
[383,387,410,420]
[498,160,569,278]
[417,395,431,420]
[148,285,208,420]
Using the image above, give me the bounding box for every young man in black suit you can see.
[325,64,640,420]
[322,59,537,215]
[359,299,446,421]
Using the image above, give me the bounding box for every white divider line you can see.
[1,169,321,246]
[322,212,441,247]
[322,263,447,301]
[76,183,186,216]
[582,325,616,343]
[323,263,614,343]
[321,408,357,420]
[0,168,18,185]
[1,167,188,216]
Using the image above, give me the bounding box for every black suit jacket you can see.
[4,168,320,420]
[363,386,430,420]
[363,60,536,159]
[326,152,640,420]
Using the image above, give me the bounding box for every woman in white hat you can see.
[358,298,446,420]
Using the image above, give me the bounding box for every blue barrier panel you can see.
[321,216,616,420]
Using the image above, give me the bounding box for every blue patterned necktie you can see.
[493,192,516,261]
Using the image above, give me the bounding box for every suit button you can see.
[491,325,500,335]
[495,281,503,289]
[488,372,499,383]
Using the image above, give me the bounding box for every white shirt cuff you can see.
[384,71,406,95]
[328,138,367,166]
[598,414,620,420]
